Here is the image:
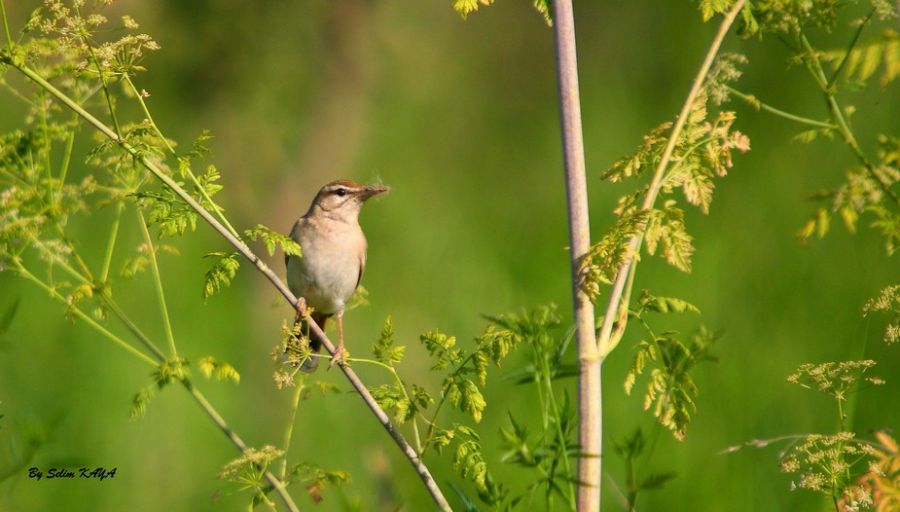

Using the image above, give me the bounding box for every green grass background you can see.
[1,1,898,510]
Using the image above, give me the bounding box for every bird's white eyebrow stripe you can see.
[322,184,363,193]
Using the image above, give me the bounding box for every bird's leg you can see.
[329,309,348,368]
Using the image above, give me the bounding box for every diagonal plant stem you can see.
[827,9,875,88]
[100,200,125,284]
[725,86,837,129]
[183,380,299,512]
[4,57,452,512]
[121,73,242,240]
[13,259,301,512]
[550,0,599,508]
[798,33,900,207]
[596,0,747,360]
[137,209,178,357]
[346,356,424,454]
[279,374,306,481]
[14,261,159,366]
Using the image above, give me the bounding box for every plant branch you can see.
[57,114,77,195]
[182,379,300,512]
[550,0,600,508]
[280,374,306,481]
[596,0,747,361]
[122,73,242,240]
[543,370,577,510]
[346,356,424,454]
[14,259,301,512]
[100,200,124,284]
[98,294,167,361]
[137,209,178,357]
[0,0,11,51]
[8,60,451,512]
[14,261,159,366]
[827,9,875,88]
[799,33,900,206]
[726,86,837,129]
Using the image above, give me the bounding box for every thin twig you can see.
[550,0,600,508]
[827,9,875,88]
[726,86,837,129]
[137,209,178,357]
[280,375,306,481]
[183,380,300,512]
[14,262,159,366]
[100,200,124,283]
[0,0,11,51]
[596,0,747,360]
[8,59,452,512]
[122,73,242,240]
[799,33,900,206]
[14,258,300,512]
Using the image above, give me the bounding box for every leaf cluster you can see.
[245,224,302,257]
[863,284,900,344]
[450,0,551,25]
[800,136,900,254]
[583,91,749,300]
[625,291,715,440]
[613,428,677,510]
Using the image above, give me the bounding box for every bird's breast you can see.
[286,219,365,315]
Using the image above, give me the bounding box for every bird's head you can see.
[309,179,390,222]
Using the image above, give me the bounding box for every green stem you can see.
[726,86,837,129]
[122,73,242,241]
[73,4,122,138]
[39,93,54,206]
[0,79,32,105]
[0,0,11,51]
[543,370,577,511]
[14,261,158,366]
[137,210,177,357]
[800,33,900,206]
[100,200,125,284]
[31,238,91,286]
[183,380,300,512]
[346,356,424,454]
[827,9,874,88]
[420,351,479,454]
[98,294,167,361]
[57,115,77,195]
[51,221,95,281]
[280,375,306,480]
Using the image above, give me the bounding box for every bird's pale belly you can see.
[286,251,359,315]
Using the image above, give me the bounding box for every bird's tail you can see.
[299,312,331,373]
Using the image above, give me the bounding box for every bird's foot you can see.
[294,297,308,323]
[328,343,349,369]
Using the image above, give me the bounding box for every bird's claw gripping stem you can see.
[329,343,348,369]
[294,297,307,323]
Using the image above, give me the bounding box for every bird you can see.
[285,179,389,371]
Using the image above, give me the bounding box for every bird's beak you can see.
[361,184,390,200]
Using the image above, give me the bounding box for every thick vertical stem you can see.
[551,1,600,509]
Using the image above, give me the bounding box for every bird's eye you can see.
[335,188,348,197]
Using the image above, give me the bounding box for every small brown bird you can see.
[286,179,389,370]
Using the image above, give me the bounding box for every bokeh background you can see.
[1,1,899,510]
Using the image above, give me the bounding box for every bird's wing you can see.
[285,220,300,268]
[356,250,366,290]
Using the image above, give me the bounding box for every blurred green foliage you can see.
[1,0,899,510]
